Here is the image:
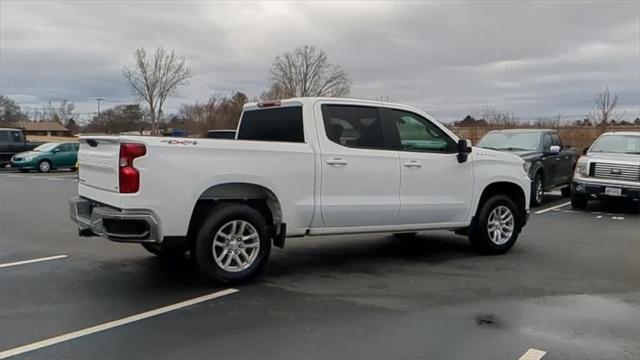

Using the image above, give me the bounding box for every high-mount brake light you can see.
[257,100,281,108]
[119,143,146,193]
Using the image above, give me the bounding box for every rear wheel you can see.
[193,203,271,283]
[141,243,188,258]
[38,160,51,173]
[530,173,544,207]
[570,191,588,209]
[469,195,521,254]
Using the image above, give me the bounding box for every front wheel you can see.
[38,160,51,173]
[194,203,271,284]
[469,195,522,254]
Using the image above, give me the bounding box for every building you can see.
[15,121,71,137]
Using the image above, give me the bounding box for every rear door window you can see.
[10,131,22,143]
[321,105,392,150]
[0,131,10,144]
[237,106,304,143]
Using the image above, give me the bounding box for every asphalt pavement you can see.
[1,172,639,359]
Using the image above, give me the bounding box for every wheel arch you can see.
[531,162,545,185]
[476,181,527,227]
[186,182,284,246]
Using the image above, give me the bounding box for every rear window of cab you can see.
[237,106,304,143]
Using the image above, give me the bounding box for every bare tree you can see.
[123,47,192,134]
[0,94,28,125]
[474,106,517,126]
[86,104,147,134]
[54,100,76,124]
[533,113,563,128]
[264,45,351,99]
[179,96,220,135]
[178,92,248,136]
[588,86,624,125]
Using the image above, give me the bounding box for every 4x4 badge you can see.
[161,139,198,145]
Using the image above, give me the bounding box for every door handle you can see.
[326,158,347,166]
[403,160,422,168]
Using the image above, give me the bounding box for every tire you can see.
[141,243,188,258]
[561,186,571,197]
[393,232,417,240]
[570,191,588,209]
[469,195,522,254]
[38,160,51,173]
[530,173,544,207]
[194,203,271,284]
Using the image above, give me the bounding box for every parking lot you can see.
[1,170,639,359]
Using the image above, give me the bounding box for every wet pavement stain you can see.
[475,313,502,328]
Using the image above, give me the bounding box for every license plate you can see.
[605,187,622,197]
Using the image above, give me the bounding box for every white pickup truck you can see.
[70,98,530,283]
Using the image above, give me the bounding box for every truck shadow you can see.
[587,199,640,214]
[265,232,479,279]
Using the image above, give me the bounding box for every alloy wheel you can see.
[212,220,260,272]
[486,205,515,245]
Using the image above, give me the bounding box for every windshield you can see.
[590,135,640,154]
[477,132,540,151]
[33,143,59,152]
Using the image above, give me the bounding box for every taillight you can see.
[119,143,146,193]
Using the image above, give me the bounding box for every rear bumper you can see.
[69,196,161,243]
[572,180,640,201]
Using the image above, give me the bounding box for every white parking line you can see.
[534,201,571,214]
[518,348,546,360]
[0,255,68,268]
[0,288,239,359]
[5,174,76,179]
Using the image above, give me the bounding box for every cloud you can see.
[1,0,638,121]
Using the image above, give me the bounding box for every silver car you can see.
[571,131,640,208]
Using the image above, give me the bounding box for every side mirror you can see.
[457,139,472,163]
[549,145,561,154]
[582,147,589,155]
[52,148,60,153]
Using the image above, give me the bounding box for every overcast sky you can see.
[1,0,639,122]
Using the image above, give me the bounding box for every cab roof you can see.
[487,129,554,134]
[601,131,640,136]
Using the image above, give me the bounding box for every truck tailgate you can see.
[78,137,120,194]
